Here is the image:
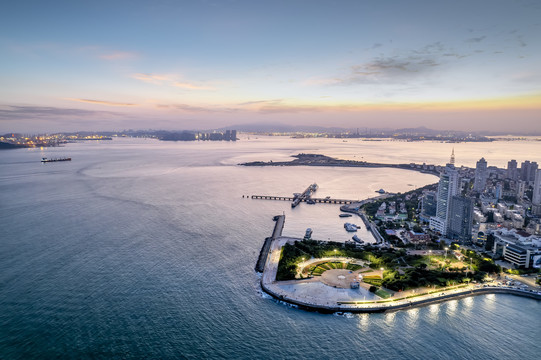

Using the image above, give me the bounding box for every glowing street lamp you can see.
[445,247,449,259]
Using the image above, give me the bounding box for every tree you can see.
[478,260,500,274]
[369,286,378,293]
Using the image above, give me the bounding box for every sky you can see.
[1,0,540,133]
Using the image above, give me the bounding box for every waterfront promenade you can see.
[259,221,541,313]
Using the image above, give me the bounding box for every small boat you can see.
[41,157,71,163]
[376,189,385,194]
[306,199,316,204]
[339,213,352,218]
[352,235,363,244]
[344,223,358,232]
[304,228,313,240]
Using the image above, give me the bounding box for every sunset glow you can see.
[1,0,540,133]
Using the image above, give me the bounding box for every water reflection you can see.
[406,307,419,327]
[482,294,496,310]
[463,296,474,308]
[384,312,396,327]
[428,304,440,322]
[357,313,370,331]
[447,300,458,313]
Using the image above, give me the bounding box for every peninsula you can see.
[241,153,441,175]
[257,215,541,314]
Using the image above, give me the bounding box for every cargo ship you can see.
[41,157,71,163]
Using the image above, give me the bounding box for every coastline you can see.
[261,270,541,314]
[259,219,541,314]
[260,237,541,313]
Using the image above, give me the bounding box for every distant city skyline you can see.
[1,0,540,133]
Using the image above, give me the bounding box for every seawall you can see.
[255,215,285,273]
[261,280,541,314]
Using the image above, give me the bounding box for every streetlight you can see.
[445,247,449,259]
[334,249,337,258]
[380,267,384,279]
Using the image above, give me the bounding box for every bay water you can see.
[1,136,539,359]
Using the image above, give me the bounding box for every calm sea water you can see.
[1,137,539,359]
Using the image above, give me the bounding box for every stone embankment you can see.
[255,215,285,273]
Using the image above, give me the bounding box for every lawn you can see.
[375,289,391,299]
[309,261,360,276]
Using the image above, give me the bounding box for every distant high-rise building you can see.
[473,158,488,192]
[507,160,518,180]
[521,160,538,182]
[517,180,526,199]
[430,164,459,235]
[447,196,474,243]
[494,183,502,200]
[231,130,237,141]
[421,191,437,221]
[533,169,541,205]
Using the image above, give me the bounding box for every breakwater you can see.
[255,237,273,273]
[262,283,541,314]
[255,215,285,273]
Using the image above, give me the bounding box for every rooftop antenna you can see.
[450,148,455,165]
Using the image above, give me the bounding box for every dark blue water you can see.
[1,138,539,359]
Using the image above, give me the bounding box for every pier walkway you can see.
[252,195,358,205]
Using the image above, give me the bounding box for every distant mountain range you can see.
[4,126,540,138]
[213,124,540,136]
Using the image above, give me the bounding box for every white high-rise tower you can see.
[430,162,459,235]
[533,169,541,205]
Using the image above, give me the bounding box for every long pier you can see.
[255,215,285,273]
[252,195,358,205]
